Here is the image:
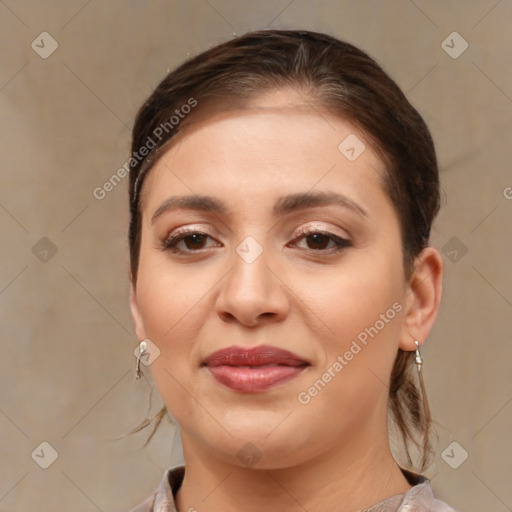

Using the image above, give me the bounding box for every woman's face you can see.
[130,90,416,468]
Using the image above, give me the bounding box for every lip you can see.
[203,345,310,393]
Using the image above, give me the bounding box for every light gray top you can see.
[127,465,458,512]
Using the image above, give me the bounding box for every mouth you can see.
[203,345,310,393]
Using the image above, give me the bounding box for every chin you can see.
[201,416,316,469]
[213,437,310,471]
[217,408,294,438]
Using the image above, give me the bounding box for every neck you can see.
[174,426,412,512]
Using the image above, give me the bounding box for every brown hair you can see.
[126,29,440,471]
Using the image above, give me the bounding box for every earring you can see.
[414,340,423,373]
[135,340,147,380]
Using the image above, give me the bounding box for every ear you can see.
[129,280,147,341]
[398,246,443,351]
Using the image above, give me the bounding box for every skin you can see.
[130,89,443,512]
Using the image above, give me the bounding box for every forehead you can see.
[139,91,388,214]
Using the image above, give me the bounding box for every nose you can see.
[215,243,290,327]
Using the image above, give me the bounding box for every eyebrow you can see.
[150,191,368,224]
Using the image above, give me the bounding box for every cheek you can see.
[135,244,208,338]
[299,245,405,396]
[299,276,404,435]
[134,258,208,424]
[307,255,403,340]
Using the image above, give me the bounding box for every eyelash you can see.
[161,227,352,254]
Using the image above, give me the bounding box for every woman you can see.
[125,29,457,512]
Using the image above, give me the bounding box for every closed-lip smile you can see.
[203,345,310,392]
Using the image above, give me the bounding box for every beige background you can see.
[1,1,511,511]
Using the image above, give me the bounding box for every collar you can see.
[137,464,449,512]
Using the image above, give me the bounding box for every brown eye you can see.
[291,230,351,252]
[181,233,208,250]
[162,231,218,253]
[305,233,331,250]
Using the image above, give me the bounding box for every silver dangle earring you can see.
[135,340,148,380]
[414,340,423,373]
